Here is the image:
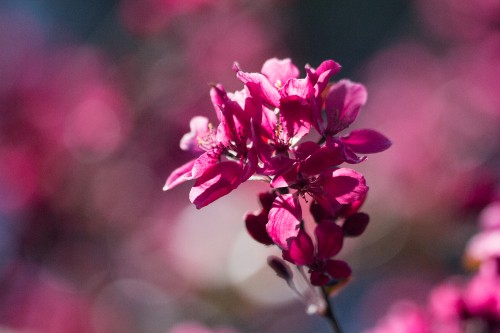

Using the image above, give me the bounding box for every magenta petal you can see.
[267,194,302,249]
[189,161,243,209]
[310,271,330,286]
[341,129,392,154]
[315,222,344,259]
[293,141,320,161]
[283,229,315,266]
[163,158,196,190]
[271,164,298,188]
[179,116,211,152]
[245,213,274,245]
[280,77,312,99]
[325,80,367,134]
[325,260,351,279]
[342,212,370,237]
[299,144,344,177]
[192,151,219,179]
[323,168,368,204]
[261,58,300,87]
[245,191,277,246]
[306,60,342,94]
[233,63,280,107]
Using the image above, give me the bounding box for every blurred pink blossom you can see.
[120,0,215,36]
[415,0,500,41]
[169,321,239,333]
[0,264,95,333]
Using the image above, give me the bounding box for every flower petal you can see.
[283,229,315,266]
[189,161,243,209]
[341,129,392,154]
[315,222,344,259]
[325,260,351,279]
[306,59,342,96]
[271,164,298,188]
[267,194,302,249]
[163,158,196,190]
[322,168,368,205]
[233,62,280,107]
[325,80,367,134]
[245,212,274,245]
[310,271,331,286]
[299,144,344,177]
[179,116,212,152]
[261,58,300,87]
[244,191,277,246]
[342,212,370,237]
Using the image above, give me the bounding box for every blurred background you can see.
[1,0,500,332]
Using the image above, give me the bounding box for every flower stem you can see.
[321,287,343,333]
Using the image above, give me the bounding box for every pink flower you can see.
[244,191,276,245]
[169,321,239,333]
[319,80,392,163]
[164,86,257,209]
[282,222,351,286]
[363,301,430,333]
[266,167,368,249]
[234,58,341,174]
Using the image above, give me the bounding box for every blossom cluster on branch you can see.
[164,58,391,292]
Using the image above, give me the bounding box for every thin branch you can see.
[321,287,343,333]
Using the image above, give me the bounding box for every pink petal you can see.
[310,271,330,286]
[293,141,320,161]
[233,62,280,107]
[192,151,219,179]
[325,260,351,279]
[280,77,313,99]
[179,116,211,152]
[315,222,344,259]
[325,80,367,134]
[298,144,344,177]
[310,200,339,222]
[306,59,342,95]
[271,164,298,188]
[189,161,243,209]
[267,194,302,249]
[279,79,313,143]
[258,191,278,212]
[283,229,315,266]
[341,129,392,154]
[262,155,294,178]
[322,168,368,205]
[342,212,370,237]
[163,158,196,190]
[244,191,277,246]
[245,212,274,245]
[261,58,300,87]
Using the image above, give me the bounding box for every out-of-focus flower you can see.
[0,263,96,333]
[364,301,430,333]
[119,0,215,36]
[169,321,239,333]
[415,0,500,42]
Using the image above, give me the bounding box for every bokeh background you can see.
[2,0,500,332]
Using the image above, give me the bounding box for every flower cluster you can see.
[164,58,390,289]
